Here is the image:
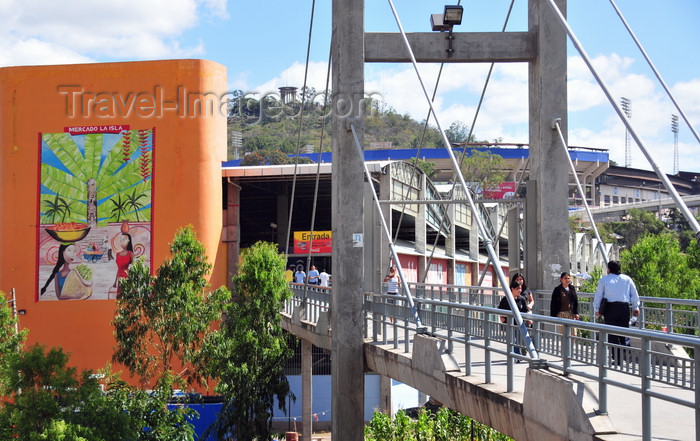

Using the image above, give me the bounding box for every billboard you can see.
[483,182,517,199]
[293,231,332,254]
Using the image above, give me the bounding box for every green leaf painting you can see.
[40,129,153,226]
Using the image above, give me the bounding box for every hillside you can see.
[227,94,482,161]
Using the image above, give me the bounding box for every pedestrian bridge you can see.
[282,283,699,441]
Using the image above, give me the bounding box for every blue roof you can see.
[221,147,608,167]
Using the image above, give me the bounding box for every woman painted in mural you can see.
[40,243,76,297]
[110,232,134,298]
[39,243,94,300]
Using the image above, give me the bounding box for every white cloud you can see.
[0,36,93,66]
[673,79,700,125]
[0,0,222,67]
[246,47,700,173]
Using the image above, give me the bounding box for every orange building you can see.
[0,59,228,376]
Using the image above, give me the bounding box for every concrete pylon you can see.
[331,0,365,440]
[525,0,570,291]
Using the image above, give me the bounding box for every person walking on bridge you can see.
[294,267,306,284]
[594,260,640,365]
[384,266,401,322]
[308,265,320,285]
[550,272,579,336]
[499,281,531,359]
[511,272,534,311]
[319,269,330,287]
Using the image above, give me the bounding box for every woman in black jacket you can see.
[550,272,579,335]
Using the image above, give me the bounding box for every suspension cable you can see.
[385,0,537,357]
[543,0,700,239]
[389,64,446,275]
[431,0,517,287]
[391,0,517,285]
[285,0,319,259]
[608,0,700,146]
[302,47,333,291]
[476,159,530,286]
[349,123,427,332]
[553,120,608,263]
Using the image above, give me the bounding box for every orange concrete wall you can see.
[0,59,228,376]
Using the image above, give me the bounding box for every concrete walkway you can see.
[366,329,694,441]
[281,310,695,440]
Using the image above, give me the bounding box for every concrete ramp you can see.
[365,334,615,441]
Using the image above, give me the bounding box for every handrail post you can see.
[464,312,472,376]
[641,337,652,441]
[484,318,492,384]
[506,321,514,392]
[696,352,700,441]
[447,288,455,353]
[562,323,571,375]
[597,328,608,415]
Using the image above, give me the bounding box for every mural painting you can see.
[37,126,153,301]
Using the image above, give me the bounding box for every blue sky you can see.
[2,0,699,172]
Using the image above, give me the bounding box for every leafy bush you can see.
[364,407,513,441]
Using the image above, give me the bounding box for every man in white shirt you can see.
[319,269,330,287]
[594,260,640,365]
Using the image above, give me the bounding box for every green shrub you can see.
[364,407,513,441]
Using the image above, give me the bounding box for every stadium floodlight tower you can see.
[672,114,679,175]
[621,97,632,167]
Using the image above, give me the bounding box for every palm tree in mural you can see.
[124,189,148,222]
[41,193,74,223]
[109,194,129,222]
[40,130,152,226]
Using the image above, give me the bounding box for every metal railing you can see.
[285,282,700,441]
[533,289,700,335]
[284,283,331,324]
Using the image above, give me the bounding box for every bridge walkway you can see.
[283,284,699,441]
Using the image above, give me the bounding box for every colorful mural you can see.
[37,126,153,301]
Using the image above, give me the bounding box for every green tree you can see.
[445,121,473,144]
[579,266,604,294]
[410,157,438,180]
[621,233,700,299]
[111,225,231,390]
[203,241,294,441]
[458,149,507,196]
[686,239,700,270]
[608,208,665,249]
[0,345,140,441]
[0,291,27,392]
